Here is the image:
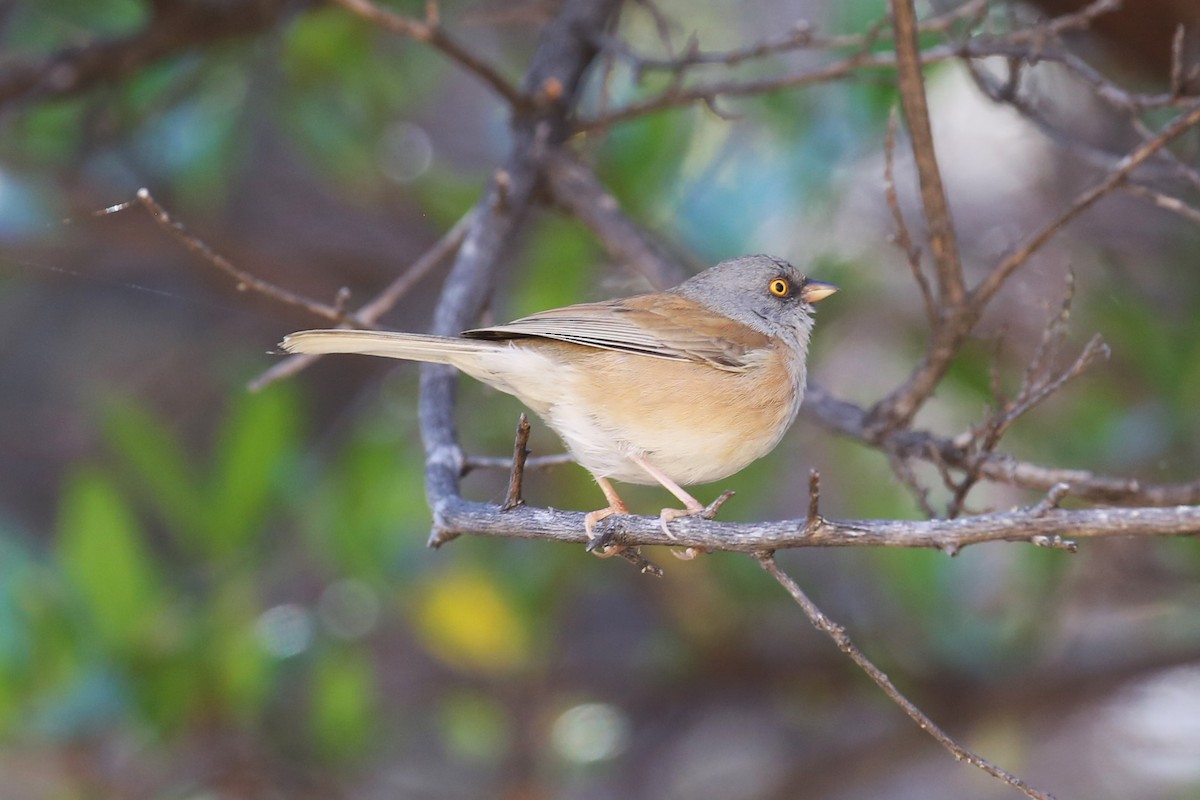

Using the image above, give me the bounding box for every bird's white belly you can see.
[457,341,802,488]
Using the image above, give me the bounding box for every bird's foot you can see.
[585,504,627,557]
[659,490,736,560]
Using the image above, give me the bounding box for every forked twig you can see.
[135,188,359,324]
[249,210,473,391]
[126,188,474,392]
[944,275,1109,517]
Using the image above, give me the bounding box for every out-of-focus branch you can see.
[801,385,1200,506]
[118,187,473,392]
[971,99,1200,312]
[579,1,1129,131]
[756,553,1055,800]
[544,150,689,288]
[889,0,965,310]
[134,188,356,324]
[249,209,475,391]
[332,0,524,107]
[0,0,310,107]
[884,111,936,327]
[1120,183,1200,224]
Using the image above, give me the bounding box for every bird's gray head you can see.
[673,255,838,345]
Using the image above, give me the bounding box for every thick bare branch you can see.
[427,494,1200,552]
[421,0,623,541]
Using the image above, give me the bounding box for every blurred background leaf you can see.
[0,0,1198,798]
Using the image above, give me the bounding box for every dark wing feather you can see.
[463,294,770,370]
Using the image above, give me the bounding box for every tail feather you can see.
[280,329,495,365]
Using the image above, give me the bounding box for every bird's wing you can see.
[463,294,771,370]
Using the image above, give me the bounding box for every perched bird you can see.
[281,255,836,550]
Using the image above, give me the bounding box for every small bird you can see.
[281,255,836,551]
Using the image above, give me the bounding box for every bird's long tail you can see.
[280,329,498,365]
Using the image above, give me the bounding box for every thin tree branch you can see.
[867,98,1200,436]
[248,207,473,391]
[889,0,965,309]
[578,2,1127,132]
[333,0,525,108]
[971,99,1200,312]
[1120,183,1200,225]
[802,385,1200,506]
[135,188,358,323]
[500,413,532,511]
[354,209,477,324]
[755,553,1055,800]
[544,150,690,288]
[884,110,936,327]
[0,0,308,107]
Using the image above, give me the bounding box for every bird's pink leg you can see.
[584,476,629,557]
[628,454,705,560]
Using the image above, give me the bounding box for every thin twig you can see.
[806,469,822,528]
[944,276,1109,517]
[500,414,531,511]
[886,448,939,518]
[1121,183,1200,225]
[580,1,1126,132]
[602,0,985,74]
[1028,482,1071,517]
[354,209,476,324]
[754,553,1055,800]
[464,453,576,472]
[889,0,965,309]
[135,188,357,323]
[972,100,1200,312]
[249,208,473,392]
[1171,24,1187,100]
[613,547,665,577]
[333,0,524,108]
[868,98,1200,437]
[883,109,936,327]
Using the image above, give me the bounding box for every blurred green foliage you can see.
[2,0,1199,795]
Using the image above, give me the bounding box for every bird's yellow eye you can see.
[769,278,790,297]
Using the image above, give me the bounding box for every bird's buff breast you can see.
[493,342,804,486]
